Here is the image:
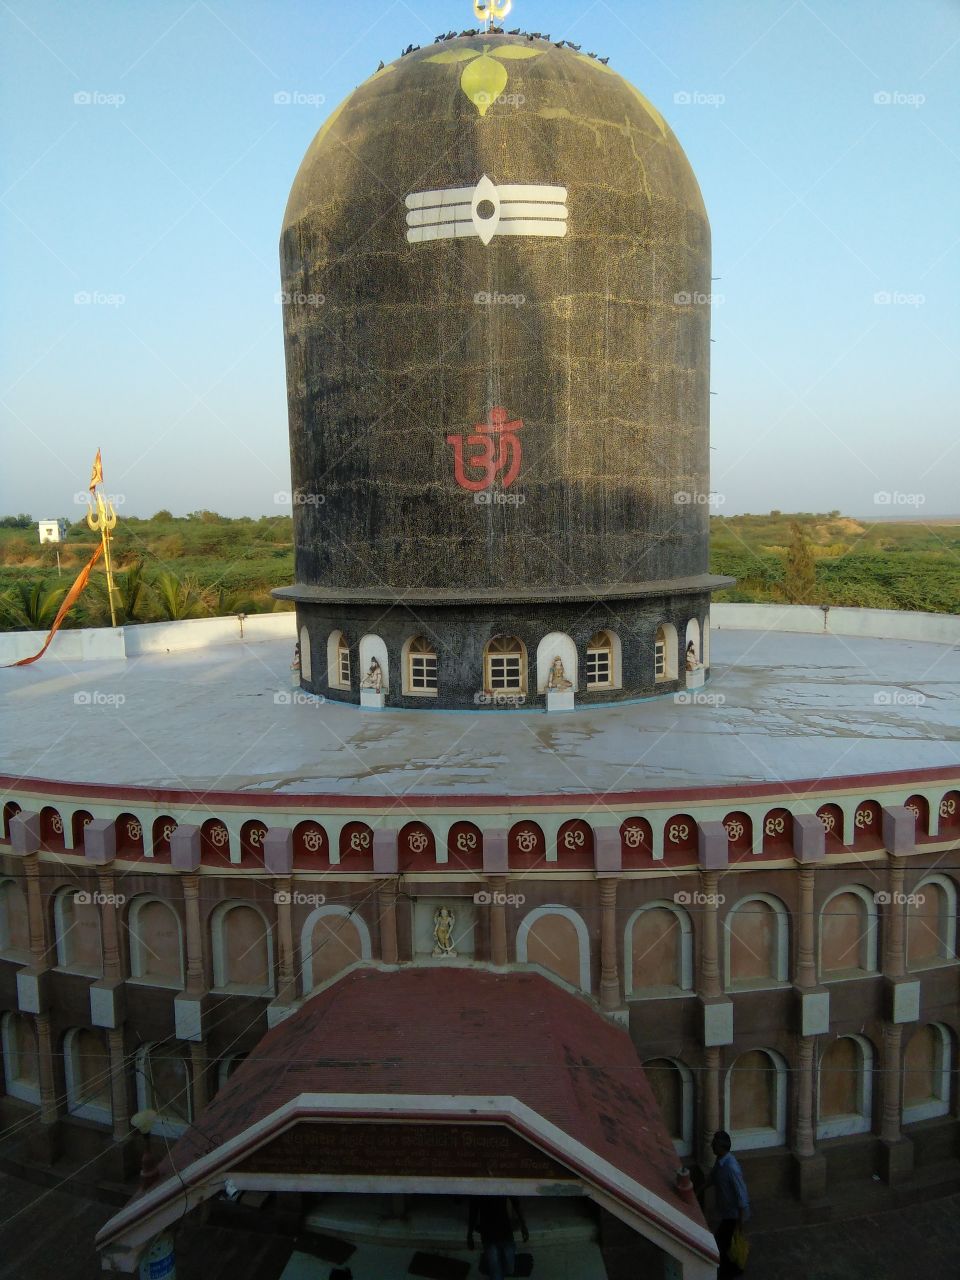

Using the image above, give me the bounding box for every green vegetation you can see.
[710,512,960,613]
[0,511,295,631]
[0,510,957,631]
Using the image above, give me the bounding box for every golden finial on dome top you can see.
[473,0,512,31]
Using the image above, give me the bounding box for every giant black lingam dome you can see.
[275,33,732,707]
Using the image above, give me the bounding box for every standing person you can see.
[467,1195,529,1280]
[706,1130,749,1277]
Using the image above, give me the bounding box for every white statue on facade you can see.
[432,905,457,958]
[360,657,383,692]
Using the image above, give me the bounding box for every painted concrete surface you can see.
[1,629,957,796]
[712,602,960,645]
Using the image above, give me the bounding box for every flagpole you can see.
[86,450,119,628]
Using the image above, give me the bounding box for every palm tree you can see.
[0,580,68,630]
[150,570,210,621]
[82,559,154,626]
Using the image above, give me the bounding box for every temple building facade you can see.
[0,23,957,1280]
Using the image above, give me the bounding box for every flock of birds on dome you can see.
[375,31,610,70]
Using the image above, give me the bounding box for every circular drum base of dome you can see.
[293,591,716,710]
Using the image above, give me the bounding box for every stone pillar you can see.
[98,868,123,981]
[36,1013,57,1124]
[378,882,398,964]
[700,1046,721,1165]
[884,858,906,979]
[880,1022,903,1144]
[24,853,48,968]
[598,878,621,1010]
[795,1035,816,1159]
[879,857,914,1183]
[108,1027,129,1142]
[489,876,508,967]
[276,878,296,1002]
[699,871,721,999]
[190,1042,208,1116]
[797,867,817,989]
[182,874,204,992]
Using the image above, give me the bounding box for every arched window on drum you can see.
[725,1049,787,1150]
[517,907,590,992]
[484,635,527,696]
[644,1057,694,1156]
[64,1027,112,1125]
[53,886,103,976]
[906,875,957,970]
[1,1012,39,1104]
[402,635,438,696]
[819,886,878,979]
[625,902,693,996]
[0,878,30,961]
[724,894,789,990]
[127,897,184,988]
[817,1035,874,1139]
[210,902,274,995]
[903,1023,953,1123]
[135,1043,192,1136]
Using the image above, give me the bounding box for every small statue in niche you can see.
[432,905,457,958]
[685,641,701,672]
[290,642,301,673]
[546,655,572,690]
[360,657,383,692]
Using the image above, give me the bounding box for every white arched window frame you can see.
[644,1057,694,1156]
[210,901,275,996]
[300,904,373,994]
[0,877,30,962]
[327,630,351,689]
[908,875,958,969]
[1,1012,40,1105]
[401,635,438,697]
[516,905,591,993]
[585,630,622,690]
[63,1027,112,1126]
[53,885,103,976]
[127,896,185,989]
[299,623,312,682]
[816,1034,874,1139]
[818,884,880,979]
[654,622,678,682]
[702,611,711,668]
[903,1023,953,1124]
[484,636,527,696]
[624,901,694,997]
[723,893,790,991]
[135,1043,192,1138]
[724,1048,788,1150]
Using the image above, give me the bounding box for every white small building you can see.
[37,519,68,545]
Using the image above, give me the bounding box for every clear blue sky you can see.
[1,0,958,519]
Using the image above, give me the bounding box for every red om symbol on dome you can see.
[447,406,522,492]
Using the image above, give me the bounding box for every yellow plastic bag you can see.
[729,1227,750,1271]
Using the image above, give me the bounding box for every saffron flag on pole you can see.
[6,543,104,667]
[89,448,103,491]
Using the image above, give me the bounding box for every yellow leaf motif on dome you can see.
[461,54,508,116]
[574,52,668,138]
[425,42,541,117]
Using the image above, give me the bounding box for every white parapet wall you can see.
[1,604,956,667]
[711,603,960,645]
[123,611,296,656]
[0,611,297,666]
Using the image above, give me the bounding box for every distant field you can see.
[0,510,958,630]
